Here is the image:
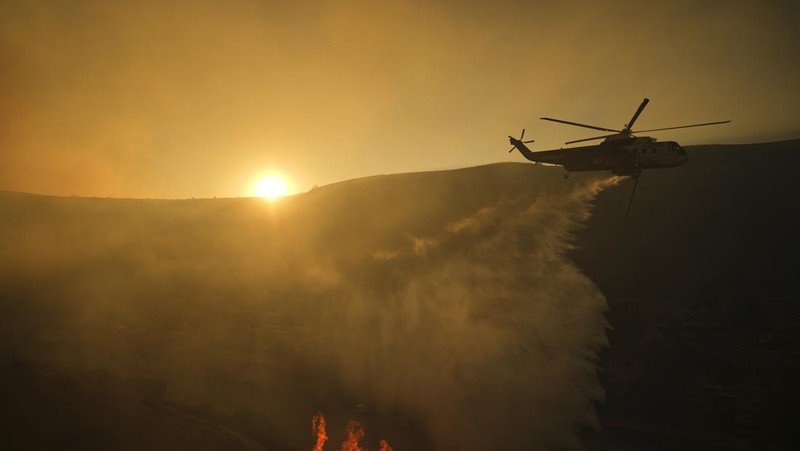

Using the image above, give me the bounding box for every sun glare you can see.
[252,175,290,199]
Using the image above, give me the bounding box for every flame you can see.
[340,420,365,451]
[312,412,328,451]
[310,413,392,451]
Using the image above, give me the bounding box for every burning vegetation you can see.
[312,413,391,451]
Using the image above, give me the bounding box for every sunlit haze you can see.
[251,174,291,199]
[1,0,798,198]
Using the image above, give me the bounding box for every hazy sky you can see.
[2,0,798,198]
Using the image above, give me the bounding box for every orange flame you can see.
[311,412,328,451]
[310,413,392,451]
[340,420,365,451]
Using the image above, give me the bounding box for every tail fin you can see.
[508,131,540,163]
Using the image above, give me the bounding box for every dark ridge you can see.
[1,139,798,449]
[573,138,800,449]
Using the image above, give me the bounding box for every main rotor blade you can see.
[626,98,650,130]
[520,129,525,140]
[634,120,731,133]
[508,146,516,153]
[540,117,620,133]
[522,139,535,144]
[565,133,620,145]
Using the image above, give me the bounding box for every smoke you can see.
[311,176,618,449]
[0,168,619,449]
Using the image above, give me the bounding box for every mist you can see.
[314,175,618,449]
[1,166,617,449]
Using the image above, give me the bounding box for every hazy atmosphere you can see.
[2,1,800,450]
[2,0,799,198]
[2,168,620,449]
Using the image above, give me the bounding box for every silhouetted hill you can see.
[573,138,800,448]
[1,139,798,449]
[574,139,799,348]
[575,138,800,306]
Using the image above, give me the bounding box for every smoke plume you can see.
[309,176,617,449]
[0,168,619,449]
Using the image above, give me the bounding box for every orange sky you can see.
[1,0,798,198]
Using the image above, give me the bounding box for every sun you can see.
[252,175,290,199]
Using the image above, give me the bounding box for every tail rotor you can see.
[508,129,535,153]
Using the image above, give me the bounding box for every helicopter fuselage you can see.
[512,136,688,176]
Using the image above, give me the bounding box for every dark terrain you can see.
[1,139,798,449]
[574,139,800,449]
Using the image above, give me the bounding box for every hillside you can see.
[573,139,800,448]
[1,139,798,449]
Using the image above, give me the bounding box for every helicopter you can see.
[507,98,730,217]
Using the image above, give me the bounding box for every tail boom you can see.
[509,139,543,163]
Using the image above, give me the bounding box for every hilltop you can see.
[1,139,798,449]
